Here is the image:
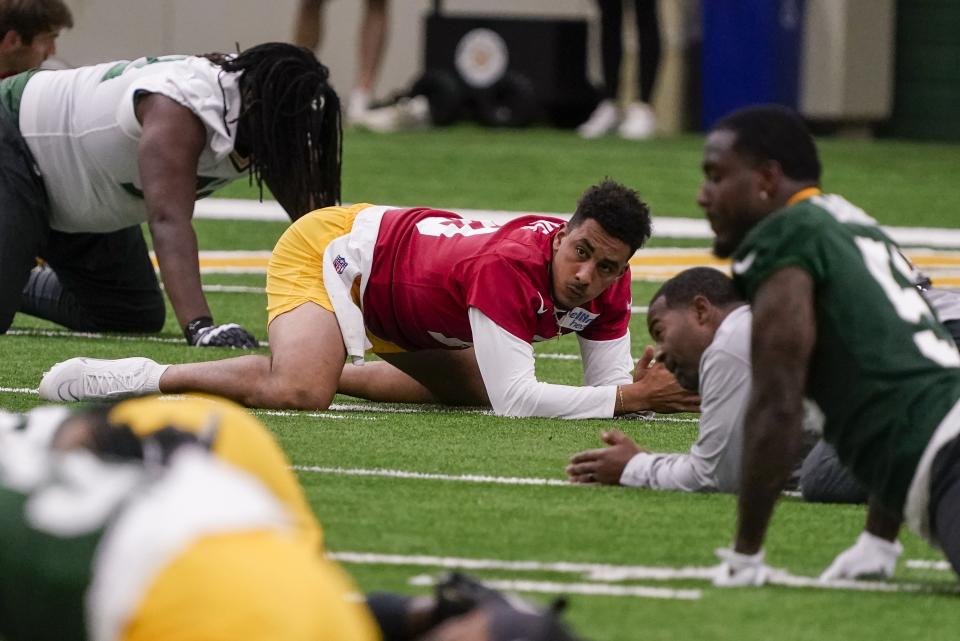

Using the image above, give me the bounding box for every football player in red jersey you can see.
[41,179,698,418]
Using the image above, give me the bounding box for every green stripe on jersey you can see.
[0,69,40,120]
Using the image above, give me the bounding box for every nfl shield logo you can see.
[333,255,348,274]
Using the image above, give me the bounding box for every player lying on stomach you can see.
[40,179,698,418]
[566,266,878,504]
[0,402,586,641]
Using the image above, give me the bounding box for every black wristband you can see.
[184,316,214,344]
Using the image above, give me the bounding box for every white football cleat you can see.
[346,88,372,125]
[39,357,167,402]
[359,96,432,133]
[577,99,620,139]
[618,102,656,140]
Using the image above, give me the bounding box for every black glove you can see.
[433,573,585,641]
[432,572,494,624]
[184,317,259,349]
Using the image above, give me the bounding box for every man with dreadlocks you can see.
[0,42,341,346]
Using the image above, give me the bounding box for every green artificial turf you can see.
[216,127,960,228]
[4,128,960,640]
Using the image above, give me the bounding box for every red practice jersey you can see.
[362,208,632,350]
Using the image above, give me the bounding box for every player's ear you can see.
[0,30,24,53]
[692,295,713,324]
[552,224,567,252]
[756,159,784,201]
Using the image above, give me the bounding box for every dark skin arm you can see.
[734,267,816,554]
[618,345,702,414]
[566,430,645,484]
[865,495,903,542]
[135,93,210,330]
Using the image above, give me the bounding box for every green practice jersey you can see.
[0,436,293,641]
[0,485,100,641]
[0,450,142,641]
[732,193,960,513]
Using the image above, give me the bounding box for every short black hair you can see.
[650,267,743,309]
[0,0,72,42]
[712,104,821,183]
[569,179,652,254]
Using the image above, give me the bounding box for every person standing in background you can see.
[578,0,661,140]
[293,0,389,125]
[0,0,72,78]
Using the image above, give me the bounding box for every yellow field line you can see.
[153,249,960,288]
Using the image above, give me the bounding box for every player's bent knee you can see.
[88,292,166,333]
[263,379,336,410]
[139,299,167,333]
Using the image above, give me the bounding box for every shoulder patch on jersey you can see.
[732,250,757,275]
[521,220,562,235]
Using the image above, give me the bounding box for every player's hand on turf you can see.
[819,531,902,581]
[630,346,701,413]
[565,430,645,484]
[712,547,770,587]
[186,318,259,349]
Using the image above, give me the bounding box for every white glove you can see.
[819,531,902,581]
[713,547,770,587]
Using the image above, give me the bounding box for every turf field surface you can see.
[4,128,960,640]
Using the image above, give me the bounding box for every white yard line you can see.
[196,198,960,247]
[330,550,712,577]
[330,550,954,594]
[8,329,689,378]
[6,329,187,344]
[328,403,487,414]
[905,559,951,571]
[196,284,266,294]
[294,466,810,495]
[294,465,570,487]
[257,404,491,417]
[0,385,698,424]
[254,409,376,420]
[408,574,702,600]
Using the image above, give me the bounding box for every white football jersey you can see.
[19,56,245,233]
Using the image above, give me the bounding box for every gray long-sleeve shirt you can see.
[619,305,751,492]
